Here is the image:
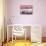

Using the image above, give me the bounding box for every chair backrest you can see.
[13,25,25,36]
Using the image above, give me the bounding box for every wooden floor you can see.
[3,40,46,46]
[2,36,46,46]
[3,40,31,46]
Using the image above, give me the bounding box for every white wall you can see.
[6,0,46,37]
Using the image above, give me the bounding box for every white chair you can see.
[12,25,25,43]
